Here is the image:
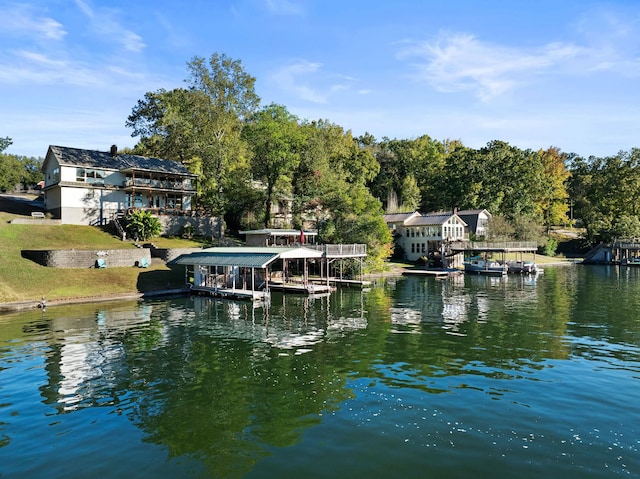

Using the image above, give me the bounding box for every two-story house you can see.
[41,145,201,234]
[383,211,468,266]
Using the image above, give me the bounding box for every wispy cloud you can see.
[74,0,145,53]
[263,0,307,16]
[271,60,354,103]
[397,32,583,102]
[0,3,66,40]
[0,49,154,90]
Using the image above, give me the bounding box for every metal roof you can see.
[173,251,280,268]
[172,246,324,268]
[382,212,419,223]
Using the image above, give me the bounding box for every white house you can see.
[41,145,198,227]
[383,211,468,265]
[437,209,492,239]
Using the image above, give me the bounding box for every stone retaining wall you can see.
[22,248,152,268]
[151,247,202,262]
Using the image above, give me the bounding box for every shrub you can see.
[125,210,162,241]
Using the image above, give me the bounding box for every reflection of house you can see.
[41,145,197,227]
[383,211,468,265]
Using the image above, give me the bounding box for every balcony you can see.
[123,178,195,192]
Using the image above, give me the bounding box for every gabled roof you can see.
[405,213,467,227]
[46,145,196,176]
[382,212,420,223]
[435,209,491,217]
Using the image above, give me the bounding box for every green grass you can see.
[0,211,201,304]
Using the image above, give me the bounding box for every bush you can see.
[541,237,558,257]
[125,210,162,241]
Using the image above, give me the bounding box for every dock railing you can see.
[306,244,367,257]
[450,241,538,252]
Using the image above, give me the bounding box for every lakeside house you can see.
[40,145,214,236]
[440,209,491,238]
[384,211,481,266]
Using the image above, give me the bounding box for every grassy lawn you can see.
[0,211,201,304]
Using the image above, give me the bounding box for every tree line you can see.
[0,137,42,192]
[4,52,637,262]
[123,53,640,258]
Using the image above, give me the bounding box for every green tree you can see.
[536,147,570,229]
[127,53,260,241]
[20,156,43,189]
[611,214,640,240]
[0,137,12,153]
[125,209,162,241]
[569,149,640,242]
[0,153,21,192]
[243,103,303,227]
[400,174,421,211]
[290,120,391,268]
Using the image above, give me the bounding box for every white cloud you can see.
[398,32,584,102]
[270,60,355,104]
[74,0,145,53]
[264,0,306,15]
[0,3,67,40]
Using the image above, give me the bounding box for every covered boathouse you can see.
[172,246,329,303]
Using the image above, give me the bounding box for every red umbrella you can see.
[300,230,305,244]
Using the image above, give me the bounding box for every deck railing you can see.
[451,241,539,251]
[305,244,367,257]
[124,178,195,191]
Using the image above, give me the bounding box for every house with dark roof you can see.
[383,211,468,266]
[41,145,206,235]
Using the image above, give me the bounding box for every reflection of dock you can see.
[190,286,269,303]
[309,278,372,289]
[269,281,333,294]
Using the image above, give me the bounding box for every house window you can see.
[51,167,60,182]
[411,243,415,253]
[167,194,182,209]
[126,193,143,208]
[77,168,106,184]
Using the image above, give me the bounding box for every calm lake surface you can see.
[1,265,639,478]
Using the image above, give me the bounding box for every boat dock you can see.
[402,269,462,277]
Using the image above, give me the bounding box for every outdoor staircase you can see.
[112,212,127,241]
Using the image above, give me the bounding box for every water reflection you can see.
[1,266,640,478]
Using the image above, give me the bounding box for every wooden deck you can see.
[402,269,463,277]
[268,281,333,294]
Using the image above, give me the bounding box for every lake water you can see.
[1,265,639,478]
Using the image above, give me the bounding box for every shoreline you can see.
[0,288,190,315]
[0,259,580,315]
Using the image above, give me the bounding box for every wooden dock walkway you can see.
[402,268,463,277]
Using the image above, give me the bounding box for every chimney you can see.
[110,144,118,157]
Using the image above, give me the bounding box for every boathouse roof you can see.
[172,247,323,269]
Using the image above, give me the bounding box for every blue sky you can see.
[2,0,640,159]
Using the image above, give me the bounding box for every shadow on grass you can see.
[136,265,186,292]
